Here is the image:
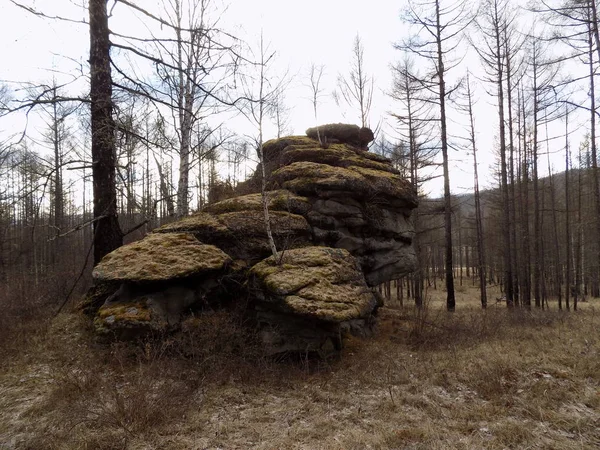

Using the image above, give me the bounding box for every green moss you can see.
[77,281,120,315]
[250,247,377,322]
[204,190,310,215]
[94,300,169,335]
[218,210,310,236]
[154,213,228,234]
[280,144,392,172]
[97,301,152,322]
[262,135,318,157]
[93,233,231,282]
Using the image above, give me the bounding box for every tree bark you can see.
[467,75,487,308]
[89,0,122,265]
[435,0,455,312]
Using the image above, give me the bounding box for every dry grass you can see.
[1,283,599,449]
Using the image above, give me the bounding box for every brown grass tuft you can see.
[1,283,600,449]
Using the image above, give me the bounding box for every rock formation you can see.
[83,124,417,354]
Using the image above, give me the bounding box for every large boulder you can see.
[249,247,377,322]
[249,247,378,354]
[91,233,231,337]
[84,124,417,354]
[93,232,231,282]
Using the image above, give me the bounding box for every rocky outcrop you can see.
[84,125,417,354]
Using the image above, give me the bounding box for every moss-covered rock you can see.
[219,210,309,236]
[278,143,393,172]
[203,190,311,215]
[77,280,120,316]
[262,135,319,163]
[154,213,229,235]
[272,161,417,208]
[250,247,377,323]
[86,124,418,354]
[94,300,167,337]
[93,233,231,282]
[153,210,311,263]
[306,123,374,149]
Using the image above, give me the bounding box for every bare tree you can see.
[89,0,122,264]
[399,0,472,311]
[535,0,600,299]
[466,74,488,308]
[238,34,286,258]
[143,0,236,217]
[389,56,438,307]
[565,107,572,310]
[271,87,292,139]
[307,64,326,145]
[335,34,374,128]
[473,0,516,306]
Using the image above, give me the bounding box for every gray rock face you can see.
[83,125,417,354]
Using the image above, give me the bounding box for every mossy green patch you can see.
[204,190,311,215]
[218,210,310,236]
[250,247,377,322]
[77,281,120,315]
[273,161,417,206]
[280,144,393,172]
[262,135,319,161]
[93,233,231,282]
[154,213,228,234]
[94,300,167,335]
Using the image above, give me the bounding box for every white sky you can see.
[0,0,588,198]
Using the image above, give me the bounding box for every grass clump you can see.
[1,283,599,449]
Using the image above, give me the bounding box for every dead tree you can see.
[399,0,472,311]
[335,34,374,129]
[89,0,123,264]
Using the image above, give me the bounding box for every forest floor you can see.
[1,283,599,450]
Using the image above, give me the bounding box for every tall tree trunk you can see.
[467,75,487,308]
[519,84,532,307]
[532,46,542,308]
[565,108,572,311]
[436,0,455,311]
[405,69,423,308]
[505,37,519,306]
[89,0,122,264]
[496,24,514,307]
[587,4,600,297]
[547,147,562,309]
[575,141,584,310]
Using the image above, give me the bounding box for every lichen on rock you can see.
[250,247,377,323]
[203,190,311,215]
[93,232,231,282]
[94,300,163,337]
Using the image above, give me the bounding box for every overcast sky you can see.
[0,0,584,197]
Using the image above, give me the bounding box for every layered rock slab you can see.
[93,232,231,282]
[92,233,231,337]
[250,247,376,322]
[154,208,311,264]
[249,247,378,354]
